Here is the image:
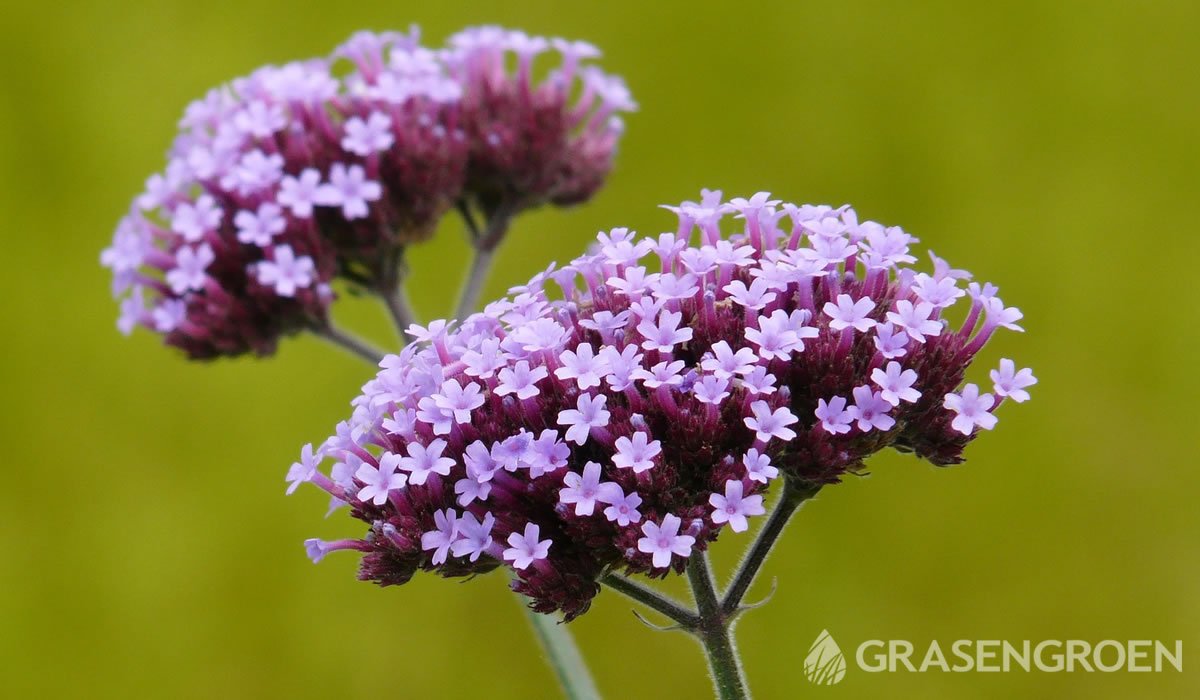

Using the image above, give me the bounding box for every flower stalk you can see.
[523,599,603,700]
[600,479,822,698]
[311,323,386,365]
[455,201,515,320]
[721,479,820,616]
[380,284,418,342]
[687,553,750,700]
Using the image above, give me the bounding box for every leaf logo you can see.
[804,629,847,686]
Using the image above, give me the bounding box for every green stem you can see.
[453,203,513,320]
[601,573,700,628]
[311,323,386,365]
[687,553,750,700]
[721,479,820,616]
[512,577,602,700]
[454,245,496,320]
[380,283,417,342]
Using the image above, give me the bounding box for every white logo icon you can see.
[805,629,847,685]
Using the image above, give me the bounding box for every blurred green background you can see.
[2,1,1197,697]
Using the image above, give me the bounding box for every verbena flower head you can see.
[446,27,636,216]
[290,191,1033,619]
[102,26,632,358]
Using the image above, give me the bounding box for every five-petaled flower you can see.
[637,514,696,568]
[503,523,553,570]
[944,384,998,435]
[709,480,766,533]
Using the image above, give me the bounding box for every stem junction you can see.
[601,478,822,699]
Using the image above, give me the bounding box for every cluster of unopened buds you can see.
[291,191,1035,619]
[101,26,634,358]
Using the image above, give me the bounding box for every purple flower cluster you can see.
[450,27,637,220]
[102,27,634,358]
[290,191,1034,619]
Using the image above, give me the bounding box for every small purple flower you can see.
[557,394,610,445]
[555,343,609,390]
[709,480,765,533]
[693,375,731,406]
[397,439,456,485]
[450,512,495,562]
[745,401,799,443]
[433,379,485,424]
[871,361,921,406]
[742,449,779,483]
[637,310,693,352]
[496,361,549,399]
[823,294,877,333]
[341,112,395,156]
[815,396,853,434]
[255,245,315,297]
[277,169,323,219]
[315,163,382,220]
[990,359,1037,403]
[171,195,223,242]
[420,509,459,565]
[166,244,214,294]
[603,488,643,526]
[887,300,942,343]
[234,203,287,247]
[944,384,998,435]
[848,386,896,433]
[612,432,662,473]
[503,523,552,570]
[637,514,696,569]
[701,341,757,380]
[559,462,622,516]
[285,443,319,495]
[873,322,910,359]
[354,456,407,506]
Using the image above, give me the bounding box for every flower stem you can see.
[601,573,700,628]
[380,283,417,342]
[311,323,385,365]
[454,203,514,320]
[721,479,820,616]
[687,553,750,700]
[600,480,822,699]
[522,605,603,700]
[374,251,418,345]
[454,245,496,320]
[508,571,602,700]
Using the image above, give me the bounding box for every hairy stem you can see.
[453,203,514,320]
[721,479,820,616]
[374,250,418,345]
[687,553,750,700]
[454,246,496,320]
[600,481,822,698]
[380,284,417,342]
[601,573,700,628]
[509,569,601,699]
[522,605,602,700]
[311,324,386,365]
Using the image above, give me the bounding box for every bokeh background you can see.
[2,1,1197,697]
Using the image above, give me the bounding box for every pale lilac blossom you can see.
[709,480,765,533]
[637,514,695,568]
